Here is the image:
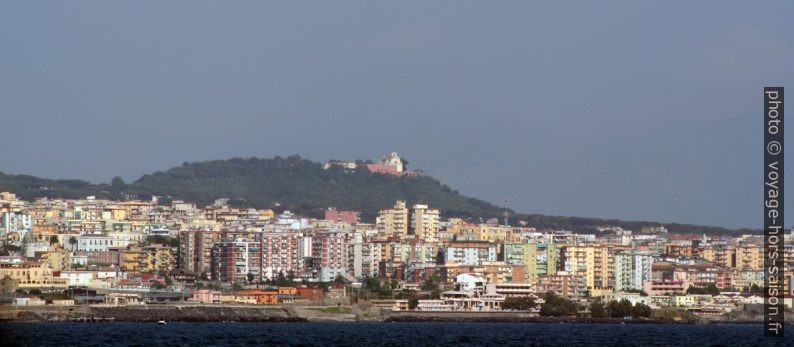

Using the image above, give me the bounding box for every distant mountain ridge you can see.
[0,155,757,235]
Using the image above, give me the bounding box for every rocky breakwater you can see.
[89,305,306,322]
[1,304,307,322]
[385,311,686,324]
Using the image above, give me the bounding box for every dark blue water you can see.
[1,322,790,346]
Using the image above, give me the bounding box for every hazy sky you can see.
[1,1,792,229]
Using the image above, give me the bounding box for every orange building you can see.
[236,290,279,305]
[296,285,324,301]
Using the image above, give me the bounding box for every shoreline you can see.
[1,305,780,325]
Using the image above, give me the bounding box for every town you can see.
[1,186,792,322]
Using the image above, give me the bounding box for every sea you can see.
[1,322,791,346]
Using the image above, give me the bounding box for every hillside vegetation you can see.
[0,155,756,235]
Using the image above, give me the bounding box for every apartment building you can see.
[613,251,653,291]
[377,201,409,236]
[0,262,68,289]
[561,245,614,290]
[261,231,302,280]
[735,245,763,270]
[119,244,175,273]
[312,230,350,282]
[179,230,221,278]
[444,241,497,265]
[537,272,587,300]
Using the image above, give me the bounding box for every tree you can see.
[68,236,78,251]
[333,274,347,284]
[608,299,634,318]
[111,176,126,188]
[430,290,441,300]
[48,235,59,245]
[502,297,537,311]
[231,283,243,291]
[421,275,439,291]
[590,300,607,318]
[540,292,578,316]
[247,273,255,284]
[400,158,410,170]
[632,302,652,318]
[686,283,719,295]
[408,297,419,310]
[750,283,761,293]
[145,235,180,248]
[366,278,381,291]
[625,289,648,296]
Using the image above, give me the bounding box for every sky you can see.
[1,1,793,229]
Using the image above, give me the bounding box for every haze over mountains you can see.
[0,155,756,235]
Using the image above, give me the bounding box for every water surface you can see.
[2,322,790,346]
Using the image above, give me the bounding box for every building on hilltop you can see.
[366,152,419,177]
[322,160,358,171]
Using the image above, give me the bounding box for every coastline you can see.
[1,305,780,325]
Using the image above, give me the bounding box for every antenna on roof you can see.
[502,198,509,226]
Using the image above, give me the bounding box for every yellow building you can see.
[0,192,18,200]
[147,245,176,272]
[259,209,275,221]
[0,262,68,289]
[446,223,479,239]
[37,249,70,271]
[701,247,735,268]
[377,201,409,236]
[522,243,538,284]
[476,225,523,242]
[735,245,763,270]
[32,223,58,243]
[108,208,128,221]
[561,245,614,290]
[411,204,439,241]
[120,245,175,272]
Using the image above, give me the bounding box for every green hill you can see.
[0,155,757,235]
[130,155,503,221]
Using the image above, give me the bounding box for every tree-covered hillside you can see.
[0,172,122,201]
[130,155,503,221]
[0,155,759,235]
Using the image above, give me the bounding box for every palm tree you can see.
[68,236,77,251]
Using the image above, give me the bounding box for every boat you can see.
[158,320,167,325]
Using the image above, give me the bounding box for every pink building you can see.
[261,231,302,279]
[191,289,222,304]
[89,249,121,265]
[366,163,400,175]
[325,210,360,224]
[312,231,350,281]
[643,279,689,296]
